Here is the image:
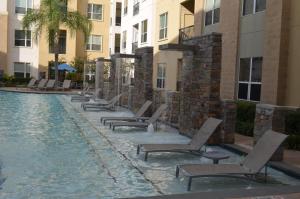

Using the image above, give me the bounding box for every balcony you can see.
[179,25,194,44]
[115,16,121,26]
[133,2,139,16]
[132,42,138,53]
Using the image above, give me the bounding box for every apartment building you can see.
[153,0,300,107]
[109,0,122,55]
[1,0,110,79]
[120,0,155,54]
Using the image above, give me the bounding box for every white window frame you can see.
[15,0,33,14]
[242,0,266,16]
[156,63,166,89]
[15,30,32,47]
[204,0,220,26]
[87,3,103,21]
[141,19,148,43]
[14,62,31,78]
[159,12,168,40]
[238,57,262,101]
[86,35,103,51]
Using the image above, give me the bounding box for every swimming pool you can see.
[0,91,299,198]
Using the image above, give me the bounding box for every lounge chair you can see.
[44,79,56,90]
[137,118,222,161]
[110,104,168,131]
[57,80,71,91]
[176,130,288,191]
[100,100,153,125]
[71,88,99,102]
[27,79,37,88]
[34,79,48,90]
[82,94,122,111]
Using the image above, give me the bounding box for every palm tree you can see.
[22,0,92,85]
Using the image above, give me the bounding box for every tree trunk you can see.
[54,33,60,87]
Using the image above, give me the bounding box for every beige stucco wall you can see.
[0,13,8,73]
[39,0,110,76]
[285,0,300,106]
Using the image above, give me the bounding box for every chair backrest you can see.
[189,118,223,149]
[63,80,71,89]
[38,79,48,88]
[27,79,36,87]
[107,94,122,107]
[135,101,152,117]
[149,104,168,124]
[242,130,288,173]
[46,80,56,88]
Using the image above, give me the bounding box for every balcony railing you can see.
[132,42,138,53]
[179,25,195,43]
[133,2,139,16]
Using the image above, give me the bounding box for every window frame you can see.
[14,30,32,47]
[86,35,103,51]
[159,12,168,40]
[242,0,266,16]
[122,31,127,49]
[204,0,220,26]
[238,57,263,102]
[15,0,33,15]
[87,3,104,21]
[14,62,31,78]
[156,63,166,89]
[141,19,148,43]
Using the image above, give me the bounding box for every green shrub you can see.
[285,111,300,150]
[235,100,256,137]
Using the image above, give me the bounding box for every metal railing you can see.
[115,16,121,26]
[179,25,195,43]
[133,2,139,16]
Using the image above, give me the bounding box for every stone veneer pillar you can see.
[179,33,222,144]
[221,100,237,144]
[130,47,153,113]
[95,58,105,98]
[254,104,299,161]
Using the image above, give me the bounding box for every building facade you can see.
[109,0,122,56]
[1,0,110,79]
[153,0,300,107]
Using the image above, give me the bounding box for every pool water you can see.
[0,91,299,198]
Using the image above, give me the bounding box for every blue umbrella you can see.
[57,63,77,72]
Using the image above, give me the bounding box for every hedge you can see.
[235,100,256,137]
[285,111,300,150]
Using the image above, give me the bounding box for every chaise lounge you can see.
[176,130,288,191]
[100,100,152,125]
[82,94,122,111]
[137,117,222,161]
[110,104,168,131]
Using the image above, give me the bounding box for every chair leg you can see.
[144,152,148,161]
[187,177,193,191]
[137,145,140,155]
[176,166,180,178]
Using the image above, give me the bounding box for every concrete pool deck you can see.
[0,87,81,95]
[63,96,300,198]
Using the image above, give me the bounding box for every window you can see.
[159,12,168,40]
[157,63,166,89]
[141,20,148,43]
[15,30,31,47]
[115,33,121,53]
[238,57,263,101]
[15,0,32,14]
[14,62,31,78]
[124,0,128,15]
[205,0,220,26]
[133,0,139,16]
[115,2,122,26]
[243,0,266,16]
[87,4,103,20]
[49,30,67,54]
[122,31,127,49]
[86,35,102,51]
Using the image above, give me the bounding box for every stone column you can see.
[254,104,299,161]
[221,100,236,144]
[130,47,153,113]
[95,58,104,98]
